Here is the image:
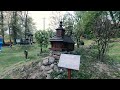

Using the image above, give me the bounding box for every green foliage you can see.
[63,13,74,36]
[73,11,85,48]
[35,30,49,53]
[81,11,102,39]
[47,29,55,38]
[80,40,84,45]
[25,16,37,34]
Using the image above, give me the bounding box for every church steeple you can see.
[56,21,65,37]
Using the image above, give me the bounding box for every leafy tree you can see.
[0,11,5,44]
[91,11,113,61]
[63,12,74,36]
[47,28,55,38]
[73,11,85,48]
[10,11,22,44]
[35,30,49,53]
[108,11,120,37]
[73,11,115,62]
[80,11,103,39]
[6,11,36,44]
[5,11,13,43]
[26,16,37,34]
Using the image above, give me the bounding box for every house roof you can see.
[49,35,75,44]
[56,26,65,31]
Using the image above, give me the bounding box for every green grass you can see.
[0,44,49,76]
[82,39,95,47]
[108,42,120,63]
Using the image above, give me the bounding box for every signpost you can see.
[58,54,80,79]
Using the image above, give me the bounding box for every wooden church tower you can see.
[49,21,75,51]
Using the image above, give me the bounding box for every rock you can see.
[50,64,54,69]
[37,62,42,67]
[48,57,55,64]
[29,72,39,79]
[49,51,53,56]
[21,67,25,71]
[47,69,53,74]
[40,65,45,71]
[46,74,51,79]
[59,69,63,73]
[40,72,47,79]
[54,62,58,65]
[43,71,47,76]
[42,59,49,66]
[53,55,60,60]
[54,52,61,56]
[53,65,59,72]
[45,66,52,71]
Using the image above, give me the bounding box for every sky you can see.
[28,11,74,30]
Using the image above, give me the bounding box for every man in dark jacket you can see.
[0,35,3,52]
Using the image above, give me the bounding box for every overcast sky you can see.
[28,11,74,30]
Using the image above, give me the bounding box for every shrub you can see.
[80,40,84,45]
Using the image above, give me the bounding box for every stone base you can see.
[49,50,71,60]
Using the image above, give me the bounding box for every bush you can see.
[51,46,118,79]
[80,40,84,45]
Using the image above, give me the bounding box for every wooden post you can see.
[68,69,71,79]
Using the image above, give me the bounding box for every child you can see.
[0,35,3,52]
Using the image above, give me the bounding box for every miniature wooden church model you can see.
[49,21,75,51]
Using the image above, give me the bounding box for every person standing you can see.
[0,35,3,52]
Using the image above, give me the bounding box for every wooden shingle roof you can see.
[50,35,75,44]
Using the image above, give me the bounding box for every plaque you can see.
[58,54,80,70]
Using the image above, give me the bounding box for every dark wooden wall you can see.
[51,42,74,51]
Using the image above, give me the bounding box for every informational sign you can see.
[58,54,81,70]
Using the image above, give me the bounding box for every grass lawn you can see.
[108,41,120,63]
[81,39,95,47]
[0,44,50,76]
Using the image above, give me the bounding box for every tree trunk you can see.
[12,11,17,44]
[8,22,12,44]
[25,11,28,40]
[1,11,5,44]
